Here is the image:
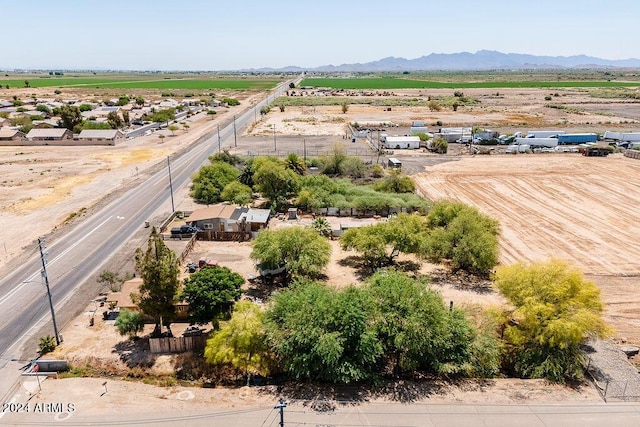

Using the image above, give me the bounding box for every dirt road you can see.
[413,153,640,339]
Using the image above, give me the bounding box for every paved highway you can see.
[0,77,297,399]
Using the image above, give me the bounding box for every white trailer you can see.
[383,136,420,149]
[526,130,565,138]
[516,137,558,148]
[622,133,640,142]
[506,144,530,153]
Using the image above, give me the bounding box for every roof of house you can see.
[26,128,70,138]
[0,129,23,138]
[243,208,271,224]
[187,204,238,222]
[385,136,420,142]
[106,278,142,309]
[77,129,123,139]
[32,119,59,128]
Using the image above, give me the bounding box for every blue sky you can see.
[3,0,639,70]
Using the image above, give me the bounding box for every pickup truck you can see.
[170,225,199,236]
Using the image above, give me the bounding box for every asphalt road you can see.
[3,400,640,426]
[0,78,296,400]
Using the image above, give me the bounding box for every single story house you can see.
[0,129,27,145]
[76,129,125,145]
[32,119,60,128]
[26,128,73,142]
[186,204,241,232]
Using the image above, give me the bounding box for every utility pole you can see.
[167,156,175,213]
[38,238,61,346]
[274,398,287,427]
[217,125,221,152]
[303,138,306,162]
[273,124,277,152]
[233,115,237,147]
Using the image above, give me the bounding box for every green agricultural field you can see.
[0,75,280,90]
[300,77,640,90]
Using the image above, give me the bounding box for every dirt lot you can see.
[413,154,640,342]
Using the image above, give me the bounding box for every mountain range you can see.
[251,50,640,72]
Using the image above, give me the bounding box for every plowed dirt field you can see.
[413,153,640,341]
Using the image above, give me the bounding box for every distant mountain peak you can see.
[263,51,640,72]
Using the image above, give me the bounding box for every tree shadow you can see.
[427,267,494,294]
[337,255,376,280]
[112,337,156,368]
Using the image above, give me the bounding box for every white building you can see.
[383,136,420,149]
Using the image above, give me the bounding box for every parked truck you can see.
[506,144,530,153]
[556,133,598,144]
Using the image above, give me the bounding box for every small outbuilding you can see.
[383,136,420,149]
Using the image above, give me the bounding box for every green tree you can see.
[181,266,244,327]
[209,150,243,166]
[321,143,347,176]
[373,169,415,193]
[252,157,300,210]
[117,95,130,106]
[133,228,180,337]
[78,103,93,112]
[430,137,448,154]
[423,201,500,273]
[36,104,51,114]
[58,105,83,130]
[259,105,271,116]
[222,97,240,106]
[238,161,255,187]
[205,301,270,385]
[158,134,166,142]
[341,101,349,114]
[221,181,253,206]
[107,111,123,129]
[284,153,306,175]
[190,161,239,204]
[122,110,130,126]
[341,213,427,269]
[149,108,175,125]
[135,96,145,106]
[366,271,474,375]
[251,226,331,282]
[168,124,179,135]
[97,270,123,292]
[494,260,610,382]
[265,282,381,383]
[428,100,441,111]
[114,309,145,339]
[24,80,30,88]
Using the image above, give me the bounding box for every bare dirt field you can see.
[413,154,640,341]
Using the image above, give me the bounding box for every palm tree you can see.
[285,153,306,175]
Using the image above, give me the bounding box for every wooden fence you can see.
[149,335,207,354]
[196,231,251,241]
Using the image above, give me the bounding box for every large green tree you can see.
[190,161,239,204]
[251,226,331,282]
[494,259,610,382]
[373,170,416,193]
[423,200,500,273]
[133,228,180,337]
[57,105,83,130]
[366,271,474,375]
[265,282,381,383]
[252,157,299,210]
[220,181,253,206]
[181,266,244,327]
[205,301,270,385]
[341,213,427,269]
